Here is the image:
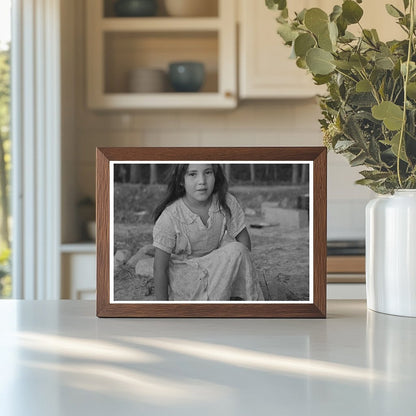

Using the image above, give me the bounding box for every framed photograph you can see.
[96,147,327,318]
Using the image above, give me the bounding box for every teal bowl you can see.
[114,0,157,17]
[168,62,205,92]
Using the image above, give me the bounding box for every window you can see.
[0,0,11,298]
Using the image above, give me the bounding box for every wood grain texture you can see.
[96,148,110,317]
[96,147,327,318]
[327,256,365,274]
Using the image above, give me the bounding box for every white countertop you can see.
[0,300,415,415]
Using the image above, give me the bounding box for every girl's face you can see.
[183,164,215,204]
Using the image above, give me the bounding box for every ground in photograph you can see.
[113,183,309,301]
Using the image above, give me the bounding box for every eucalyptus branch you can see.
[397,0,415,188]
[358,69,381,104]
[393,85,404,103]
[334,68,359,84]
[390,79,398,101]
[267,0,416,193]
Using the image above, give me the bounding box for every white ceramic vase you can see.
[366,190,416,317]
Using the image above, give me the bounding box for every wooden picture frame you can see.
[96,147,327,318]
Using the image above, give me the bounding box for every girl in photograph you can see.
[152,164,264,301]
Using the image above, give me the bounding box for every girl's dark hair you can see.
[153,164,231,222]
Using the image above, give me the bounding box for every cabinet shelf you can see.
[86,0,236,109]
[101,17,221,32]
[90,92,235,110]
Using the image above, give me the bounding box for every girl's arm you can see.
[236,227,251,251]
[153,247,171,300]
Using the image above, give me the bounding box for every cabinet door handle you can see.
[225,91,234,99]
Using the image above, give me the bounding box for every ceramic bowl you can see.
[114,0,158,17]
[128,68,167,93]
[168,61,205,92]
[164,0,217,17]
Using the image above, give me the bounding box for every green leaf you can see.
[350,54,368,70]
[369,136,382,163]
[371,29,380,43]
[276,14,287,24]
[277,23,298,43]
[342,0,364,24]
[330,5,342,22]
[407,82,416,99]
[350,151,367,167]
[356,79,372,92]
[294,33,316,58]
[328,21,338,44]
[266,0,287,11]
[403,0,410,10]
[355,178,377,186]
[333,60,352,70]
[393,60,402,79]
[334,140,355,151]
[378,78,386,100]
[318,27,334,52]
[348,92,377,107]
[385,4,404,18]
[296,57,308,69]
[336,15,348,36]
[372,101,404,131]
[304,8,329,35]
[313,74,332,85]
[375,55,395,70]
[389,132,409,162]
[296,8,307,23]
[401,61,416,76]
[306,48,336,75]
[344,115,367,147]
[360,170,391,180]
[339,31,356,43]
[363,29,376,46]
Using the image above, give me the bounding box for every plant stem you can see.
[358,69,381,104]
[334,68,358,84]
[397,0,415,188]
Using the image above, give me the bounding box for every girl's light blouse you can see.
[153,193,246,258]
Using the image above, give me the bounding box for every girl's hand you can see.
[235,227,251,251]
[153,247,171,300]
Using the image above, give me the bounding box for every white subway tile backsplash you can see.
[178,111,227,130]
[132,111,180,130]
[327,153,375,200]
[199,129,256,146]
[327,199,369,240]
[224,104,263,129]
[293,98,322,128]
[254,130,322,146]
[75,111,135,131]
[142,131,200,147]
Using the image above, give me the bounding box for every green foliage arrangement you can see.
[266,0,416,193]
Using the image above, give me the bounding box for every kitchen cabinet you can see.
[238,0,326,99]
[327,255,366,300]
[61,245,96,300]
[86,0,237,109]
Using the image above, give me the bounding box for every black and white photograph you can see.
[110,161,313,303]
